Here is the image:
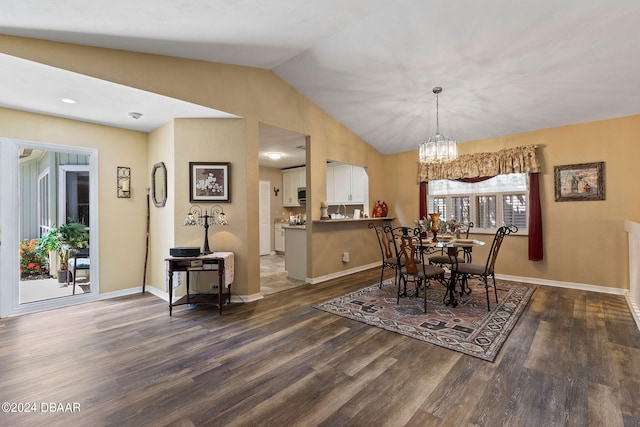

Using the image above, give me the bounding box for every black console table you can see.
[165,252,234,315]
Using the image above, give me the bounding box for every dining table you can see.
[415,237,486,307]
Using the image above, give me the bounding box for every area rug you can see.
[313,277,534,362]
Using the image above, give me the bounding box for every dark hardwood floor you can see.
[1,268,639,427]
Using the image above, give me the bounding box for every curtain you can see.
[418,145,540,182]
[528,173,543,261]
[418,145,543,261]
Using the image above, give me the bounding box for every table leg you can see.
[444,247,458,307]
[218,262,224,315]
[168,267,173,316]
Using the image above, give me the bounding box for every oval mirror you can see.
[152,162,167,207]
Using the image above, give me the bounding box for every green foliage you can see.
[37,222,89,271]
[19,238,49,278]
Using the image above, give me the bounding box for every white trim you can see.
[626,291,640,331]
[307,262,380,284]
[58,164,90,225]
[143,285,263,309]
[495,273,627,295]
[99,287,146,300]
[0,140,21,318]
[0,138,100,317]
[236,293,263,303]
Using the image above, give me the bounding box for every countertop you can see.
[312,216,395,223]
[282,224,306,229]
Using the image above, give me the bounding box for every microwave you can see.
[297,187,306,204]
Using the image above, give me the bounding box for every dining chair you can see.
[398,226,446,313]
[381,223,414,288]
[454,225,517,311]
[428,221,474,266]
[369,222,400,288]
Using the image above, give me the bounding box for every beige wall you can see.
[147,121,175,292]
[172,118,253,294]
[1,35,637,295]
[0,108,148,293]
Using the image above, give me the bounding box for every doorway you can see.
[258,123,308,295]
[0,139,99,317]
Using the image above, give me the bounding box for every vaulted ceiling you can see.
[2,0,639,168]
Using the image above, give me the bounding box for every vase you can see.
[429,213,440,242]
[380,201,388,217]
[57,269,72,284]
[373,200,383,218]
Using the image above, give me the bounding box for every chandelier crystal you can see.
[419,87,457,163]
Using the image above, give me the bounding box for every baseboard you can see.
[496,274,627,295]
[625,291,640,332]
[107,284,264,306]
[99,286,145,300]
[142,285,167,301]
[307,262,380,284]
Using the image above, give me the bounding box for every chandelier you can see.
[419,87,457,163]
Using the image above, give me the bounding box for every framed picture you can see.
[189,162,231,202]
[554,162,604,202]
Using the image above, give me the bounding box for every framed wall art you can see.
[554,161,604,202]
[189,162,231,202]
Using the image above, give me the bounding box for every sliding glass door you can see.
[0,139,99,317]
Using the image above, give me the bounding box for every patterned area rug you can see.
[313,277,535,362]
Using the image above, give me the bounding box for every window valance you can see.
[418,145,540,182]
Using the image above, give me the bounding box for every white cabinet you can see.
[350,165,367,203]
[282,167,305,207]
[274,223,285,252]
[326,163,368,205]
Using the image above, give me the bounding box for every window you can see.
[37,168,50,237]
[427,173,528,234]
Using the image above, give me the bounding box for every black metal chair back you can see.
[484,224,517,276]
[369,222,397,288]
[399,227,420,276]
[456,224,518,311]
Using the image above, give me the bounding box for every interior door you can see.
[259,180,271,255]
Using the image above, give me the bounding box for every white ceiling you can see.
[1,0,640,168]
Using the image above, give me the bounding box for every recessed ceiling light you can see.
[266,152,283,160]
[60,98,76,104]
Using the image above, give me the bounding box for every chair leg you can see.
[484,276,491,311]
[492,274,498,303]
[423,280,428,313]
[379,264,386,288]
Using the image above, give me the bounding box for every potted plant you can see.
[38,222,89,283]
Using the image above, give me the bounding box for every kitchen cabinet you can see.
[326,163,367,205]
[274,223,285,252]
[284,227,306,280]
[282,167,305,207]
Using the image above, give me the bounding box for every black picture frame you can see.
[189,162,231,202]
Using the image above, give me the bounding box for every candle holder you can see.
[117,166,131,198]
